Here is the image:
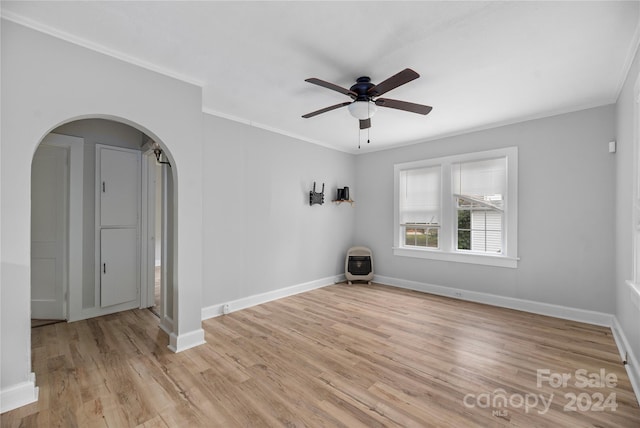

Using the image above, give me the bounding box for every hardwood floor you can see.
[2,283,639,427]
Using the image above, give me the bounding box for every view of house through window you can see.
[453,157,506,253]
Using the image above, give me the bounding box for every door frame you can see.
[31,143,68,319]
[140,149,174,333]
[140,150,157,309]
[35,133,85,321]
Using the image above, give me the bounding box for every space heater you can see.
[345,246,373,285]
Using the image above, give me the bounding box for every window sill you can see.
[393,247,519,268]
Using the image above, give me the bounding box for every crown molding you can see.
[615,8,640,100]
[201,108,352,154]
[1,11,204,87]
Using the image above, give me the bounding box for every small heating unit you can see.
[345,246,373,284]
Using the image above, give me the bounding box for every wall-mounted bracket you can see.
[309,182,325,206]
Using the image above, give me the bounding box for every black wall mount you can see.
[309,182,325,206]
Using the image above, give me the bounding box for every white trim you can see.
[168,329,205,353]
[392,247,519,268]
[611,317,640,406]
[0,373,38,413]
[201,274,344,320]
[159,316,174,336]
[626,279,640,310]
[140,151,156,309]
[202,108,351,154]
[0,11,203,87]
[160,164,172,333]
[615,8,640,100]
[40,133,84,322]
[374,275,614,327]
[358,101,617,155]
[72,300,140,322]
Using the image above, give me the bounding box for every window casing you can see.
[394,147,518,268]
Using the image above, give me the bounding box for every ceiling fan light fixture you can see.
[348,100,377,120]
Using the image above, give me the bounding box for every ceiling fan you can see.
[302,68,432,130]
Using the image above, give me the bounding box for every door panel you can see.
[100,148,139,227]
[31,144,67,319]
[32,259,56,300]
[101,228,138,307]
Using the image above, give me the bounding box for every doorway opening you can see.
[30,118,175,328]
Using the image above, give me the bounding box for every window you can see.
[453,157,505,254]
[394,147,518,268]
[399,166,440,248]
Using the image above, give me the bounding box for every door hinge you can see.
[102,181,106,193]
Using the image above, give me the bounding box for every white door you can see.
[101,228,138,306]
[31,144,68,319]
[97,146,141,308]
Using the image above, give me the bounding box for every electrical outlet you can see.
[222,304,230,315]
[454,291,463,298]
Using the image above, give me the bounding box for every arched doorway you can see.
[30,118,175,328]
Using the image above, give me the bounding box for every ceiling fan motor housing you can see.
[350,76,376,101]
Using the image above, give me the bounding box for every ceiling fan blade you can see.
[302,102,351,118]
[305,78,357,98]
[360,118,371,129]
[375,98,432,115]
[367,68,420,97]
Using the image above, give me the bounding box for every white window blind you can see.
[452,157,506,206]
[399,166,441,225]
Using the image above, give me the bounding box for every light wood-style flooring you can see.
[2,283,640,427]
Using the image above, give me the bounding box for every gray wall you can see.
[52,119,144,308]
[201,114,356,307]
[355,105,616,313]
[615,45,640,363]
[2,19,204,399]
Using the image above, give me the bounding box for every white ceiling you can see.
[2,1,639,153]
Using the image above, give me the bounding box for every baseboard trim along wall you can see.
[611,317,640,406]
[201,274,345,320]
[168,328,206,353]
[374,275,614,326]
[0,373,38,413]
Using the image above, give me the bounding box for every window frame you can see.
[393,147,518,268]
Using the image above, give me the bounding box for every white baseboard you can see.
[202,274,344,320]
[374,275,614,327]
[0,373,38,413]
[168,328,206,353]
[611,317,640,406]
